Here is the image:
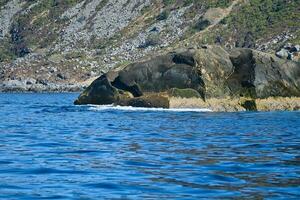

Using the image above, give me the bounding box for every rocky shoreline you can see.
[0,84,85,93]
[0,76,99,92]
[74,45,300,111]
[0,82,84,93]
[169,97,300,112]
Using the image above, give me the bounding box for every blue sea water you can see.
[0,93,299,199]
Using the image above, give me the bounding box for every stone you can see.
[117,93,170,108]
[242,32,255,48]
[239,98,257,111]
[75,45,300,109]
[283,43,292,50]
[57,72,70,80]
[36,79,48,86]
[49,67,57,73]
[25,78,36,85]
[57,73,65,79]
[229,48,300,98]
[275,49,289,59]
[74,75,118,105]
[287,52,293,60]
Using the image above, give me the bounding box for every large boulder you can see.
[193,46,233,98]
[74,45,300,109]
[229,48,300,98]
[114,50,204,97]
[117,93,170,108]
[75,48,206,105]
[74,75,119,105]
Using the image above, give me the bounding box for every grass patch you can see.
[168,88,201,98]
[183,0,233,8]
[223,0,300,40]
[0,40,15,62]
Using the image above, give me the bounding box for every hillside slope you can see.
[0,0,299,91]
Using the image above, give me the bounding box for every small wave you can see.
[88,105,212,112]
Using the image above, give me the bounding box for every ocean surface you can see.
[0,93,299,199]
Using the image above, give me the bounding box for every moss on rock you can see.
[168,88,201,99]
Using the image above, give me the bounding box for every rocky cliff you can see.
[0,0,299,91]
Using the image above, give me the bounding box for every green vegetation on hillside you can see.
[189,0,300,48]
[223,0,300,46]
[183,0,233,8]
[0,40,15,62]
[1,0,299,63]
[163,0,233,8]
[223,0,300,42]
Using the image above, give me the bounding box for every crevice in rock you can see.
[111,76,143,97]
[172,53,195,66]
[240,99,257,111]
[228,49,257,98]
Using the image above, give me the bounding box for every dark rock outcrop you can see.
[118,93,170,108]
[74,74,119,105]
[229,48,300,98]
[74,45,300,110]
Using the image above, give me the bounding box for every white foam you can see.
[88,105,212,112]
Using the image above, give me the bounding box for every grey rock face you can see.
[58,0,151,49]
[0,77,86,92]
[230,48,300,98]
[0,0,23,38]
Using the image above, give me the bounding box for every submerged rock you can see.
[74,45,300,111]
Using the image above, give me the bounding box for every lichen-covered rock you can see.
[115,50,204,96]
[194,46,233,98]
[229,48,300,98]
[75,45,300,111]
[167,88,201,98]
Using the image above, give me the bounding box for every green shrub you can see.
[224,0,300,39]
[183,0,233,8]
[157,10,169,21]
[163,0,176,6]
[194,17,211,31]
[0,0,10,8]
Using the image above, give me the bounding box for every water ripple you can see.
[0,93,299,199]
